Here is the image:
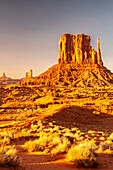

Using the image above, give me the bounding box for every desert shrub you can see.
[0,147,21,167]
[48,134,61,146]
[23,132,55,152]
[23,140,45,152]
[66,140,98,168]
[0,132,14,146]
[23,131,70,154]
[38,133,51,146]
[73,133,83,142]
[51,136,70,155]
[98,141,113,151]
[1,137,11,145]
[23,133,56,152]
[63,132,76,144]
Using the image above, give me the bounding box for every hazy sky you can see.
[0,0,113,78]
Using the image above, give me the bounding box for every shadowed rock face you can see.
[58,33,103,66]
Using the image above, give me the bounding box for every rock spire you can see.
[2,73,6,78]
[26,69,33,78]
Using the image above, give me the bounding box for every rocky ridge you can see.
[0,73,21,85]
[20,33,113,87]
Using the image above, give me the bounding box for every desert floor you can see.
[0,85,113,169]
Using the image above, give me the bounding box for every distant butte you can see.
[20,33,113,87]
[0,73,21,85]
[1,72,6,78]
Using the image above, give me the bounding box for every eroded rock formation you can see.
[2,73,6,78]
[58,34,103,66]
[0,73,21,85]
[26,69,33,78]
[20,33,113,87]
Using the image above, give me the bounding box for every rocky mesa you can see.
[0,73,21,85]
[20,33,113,87]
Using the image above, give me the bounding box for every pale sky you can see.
[0,0,113,78]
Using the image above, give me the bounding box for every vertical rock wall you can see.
[58,33,103,66]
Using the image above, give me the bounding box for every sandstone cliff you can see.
[58,33,103,66]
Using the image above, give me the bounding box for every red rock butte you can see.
[20,33,113,87]
[58,33,103,66]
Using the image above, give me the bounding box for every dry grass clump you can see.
[98,141,113,152]
[51,136,70,155]
[23,131,71,155]
[48,133,61,146]
[66,140,98,168]
[0,132,14,146]
[96,133,113,153]
[23,131,63,152]
[23,139,45,152]
[0,137,11,146]
[73,133,84,142]
[0,132,14,139]
[0,147,21,167]
[22,132,55,152]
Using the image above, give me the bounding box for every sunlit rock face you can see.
[26,69,33,78]
[58,33,103,66]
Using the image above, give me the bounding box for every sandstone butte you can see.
[20,33,113,87]
[21,69,33,82]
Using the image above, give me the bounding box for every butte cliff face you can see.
[20,33,113,87]
[58,33,103,66]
